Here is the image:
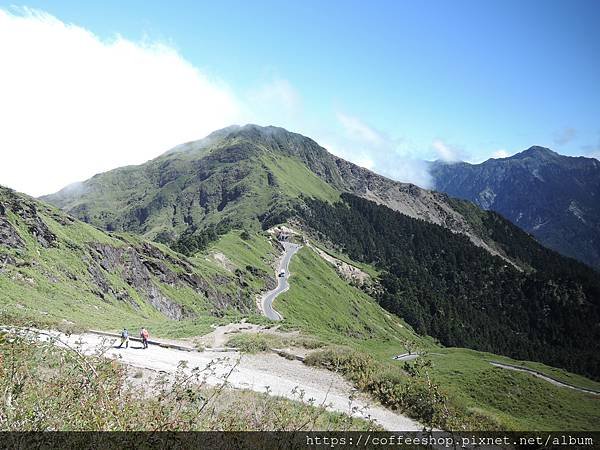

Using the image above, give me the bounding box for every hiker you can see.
[118,328,129,348]
[140,327,149,349]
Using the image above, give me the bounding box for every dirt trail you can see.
[41,330,425,431]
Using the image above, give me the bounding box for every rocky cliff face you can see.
[430,147,600,269]
[0,186,257,323]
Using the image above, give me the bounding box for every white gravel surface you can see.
[52,331,425,431]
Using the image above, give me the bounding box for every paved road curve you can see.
[261,242,301,321]
[393,353,419,362]
[490,362,600,395]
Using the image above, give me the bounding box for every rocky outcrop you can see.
[135,241,254,311]
[0,216,24,249]
[86,258,137,307]
[0,188,56,248]
[86,241,255,318]
[89,243,193,320]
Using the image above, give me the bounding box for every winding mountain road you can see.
[261,242,301,321]
[490,362,600,395]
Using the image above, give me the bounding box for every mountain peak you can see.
[164,124,292,156]
[512,146,559,160]
[206,123,290,140]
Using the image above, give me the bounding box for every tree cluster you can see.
[299,194,600,379]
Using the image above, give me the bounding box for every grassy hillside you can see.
[43,124,526,267]
[429,349,600,431]
[42,129,342,245]
[2,195,598,431]
[299,194,600,380]
[272,240,600,431]
[276,247,426,356]
[192,229,600,430]
[0,186,265,333]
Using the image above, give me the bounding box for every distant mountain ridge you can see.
[430,146,600,269]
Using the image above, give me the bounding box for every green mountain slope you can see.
[43,125,508,260]
[2,185,599,430]
[39,125,600,376]
[0,185,269,330]
[297,193,600,380]
[245,232,600,431]
[42,126,340,244]
[22,124,600,429]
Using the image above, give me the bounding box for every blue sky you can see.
[1,1,599,194]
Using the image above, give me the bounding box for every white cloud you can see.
[432,139,461,162]
[491,149,510,159]
[0,8,445,196]
[0,8,242,196]
[320,113,433,188]
[337,113,384,146]
[246,77,302,125]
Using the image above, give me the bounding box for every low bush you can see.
[306,346,460,429]
[227,333,324,353]
[226,333,278,353]
[305,346,376,389]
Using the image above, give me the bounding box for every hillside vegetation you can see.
[4,124,600,431]
[43,125,515,260]
[0,186,270,332]
[298,194,600,380]
[0,328,375,432]
[2,190,599,431]
[269,235,600,430]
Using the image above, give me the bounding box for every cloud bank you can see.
[0,8,438,195]
[322,114,433,188]
[0,8,242,196]
[491,149,510,159]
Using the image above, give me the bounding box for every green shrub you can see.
[278,335,324,350]
[227,333,325,353]
[305,346,376,389]
[226,333,281,353]
[367,368,407,409]
[305,346,459,430]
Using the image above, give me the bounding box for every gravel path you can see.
[50,331,425,431]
